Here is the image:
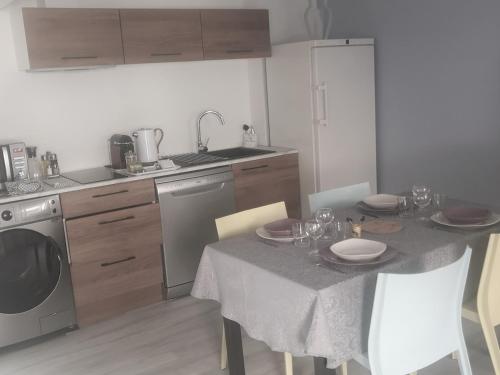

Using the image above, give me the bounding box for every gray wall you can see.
[329,0,500,205]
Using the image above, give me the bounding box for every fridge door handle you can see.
[314,83,329,126]
[314,82,328,126]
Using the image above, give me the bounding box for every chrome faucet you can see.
[197,110,225,153]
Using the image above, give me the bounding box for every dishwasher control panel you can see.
[156,169,234,194]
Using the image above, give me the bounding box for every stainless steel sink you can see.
[206,147,275,160]
[165,148,275,167]
[164,153,226,168]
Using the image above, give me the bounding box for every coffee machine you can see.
[109,135,134,169]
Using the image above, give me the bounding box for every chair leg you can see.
[284,352,293,375]
[339,362,348,375]
[456,342,473,375]
[409,372,418,375]
[482,323,500,374]
[220,326,228,370]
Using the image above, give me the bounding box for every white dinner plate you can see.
[320,246,397,267]
[431,212,500,230]
[256,227,294,243]
[363,194,400,209]
[330,238,387,261]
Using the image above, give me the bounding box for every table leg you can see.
[314,357,339,375]
[223,317,246,375]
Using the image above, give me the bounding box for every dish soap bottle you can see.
[242,124,258,148]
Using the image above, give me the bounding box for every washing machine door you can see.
[0,229,61,314]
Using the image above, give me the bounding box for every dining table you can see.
[191,200,499,375]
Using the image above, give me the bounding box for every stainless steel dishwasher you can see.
[155,166,235,299]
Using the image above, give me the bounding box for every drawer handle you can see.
[92,189,129,198]
[151,52,182,57]
[226,49,254,54]
[101,256,136,267]
[241,164,269,172]
[61,56,98,60]
[98,215,135,225]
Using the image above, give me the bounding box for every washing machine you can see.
[0,195,77,348]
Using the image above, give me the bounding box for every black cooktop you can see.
[62,167,127,185]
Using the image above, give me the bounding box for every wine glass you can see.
[314,208,334,239]
[412,184,431,209]
[305,219,325,256]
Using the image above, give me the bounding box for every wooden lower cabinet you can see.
[232,153,301,218]
[65,203,163,326]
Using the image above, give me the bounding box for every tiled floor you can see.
[0,297,495,375]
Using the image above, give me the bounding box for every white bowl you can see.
[330,238,387,262]
[363,194,400,209]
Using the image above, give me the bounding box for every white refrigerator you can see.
[266,39,377,217]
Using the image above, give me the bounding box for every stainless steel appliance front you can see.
[0,195,77,348]
[156,167,235,299]
[0,142,28,182]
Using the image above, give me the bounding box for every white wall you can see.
[0,0,310,172]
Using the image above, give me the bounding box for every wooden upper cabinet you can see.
[22,8,124,69]
[120,9,204,64]
[201,9,271,60]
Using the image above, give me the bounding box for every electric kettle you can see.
[132,128,164,164]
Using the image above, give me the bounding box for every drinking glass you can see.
[332,220,348,241]
[432,193,447,211]
[292,222,310,248]
[305,219,325,256]
[314,208,334,239]
[398,196,414,218]
[412,184,432,209]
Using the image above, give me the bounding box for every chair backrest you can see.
[477,234,500,373]
[215,202,288,240]
[308,182,371,214]
[368,247,472,375]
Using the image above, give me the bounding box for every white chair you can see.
[308,182,371,213]
[354,247,473,375]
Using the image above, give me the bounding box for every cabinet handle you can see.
[226,49,254,54]
[61,56,98,60]
[241,164,269,172]
[101,256,136,267]
[151,52,182,57]
[92,189,129,198]
[98,215,135,225]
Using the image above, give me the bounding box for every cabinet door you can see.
[201,9,271,60]
[66,204,163,326]
[232,154,301,218]
[120,9,203,64]
[22,8,124,69]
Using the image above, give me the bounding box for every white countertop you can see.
[0,146,297,206]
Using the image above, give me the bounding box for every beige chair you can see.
[462,234,500,374]
[215,202,293,375]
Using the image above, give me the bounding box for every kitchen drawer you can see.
[232,153,299,177]
[66,203,163,326]
[232,154,301,218]
[61,179,155,219]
